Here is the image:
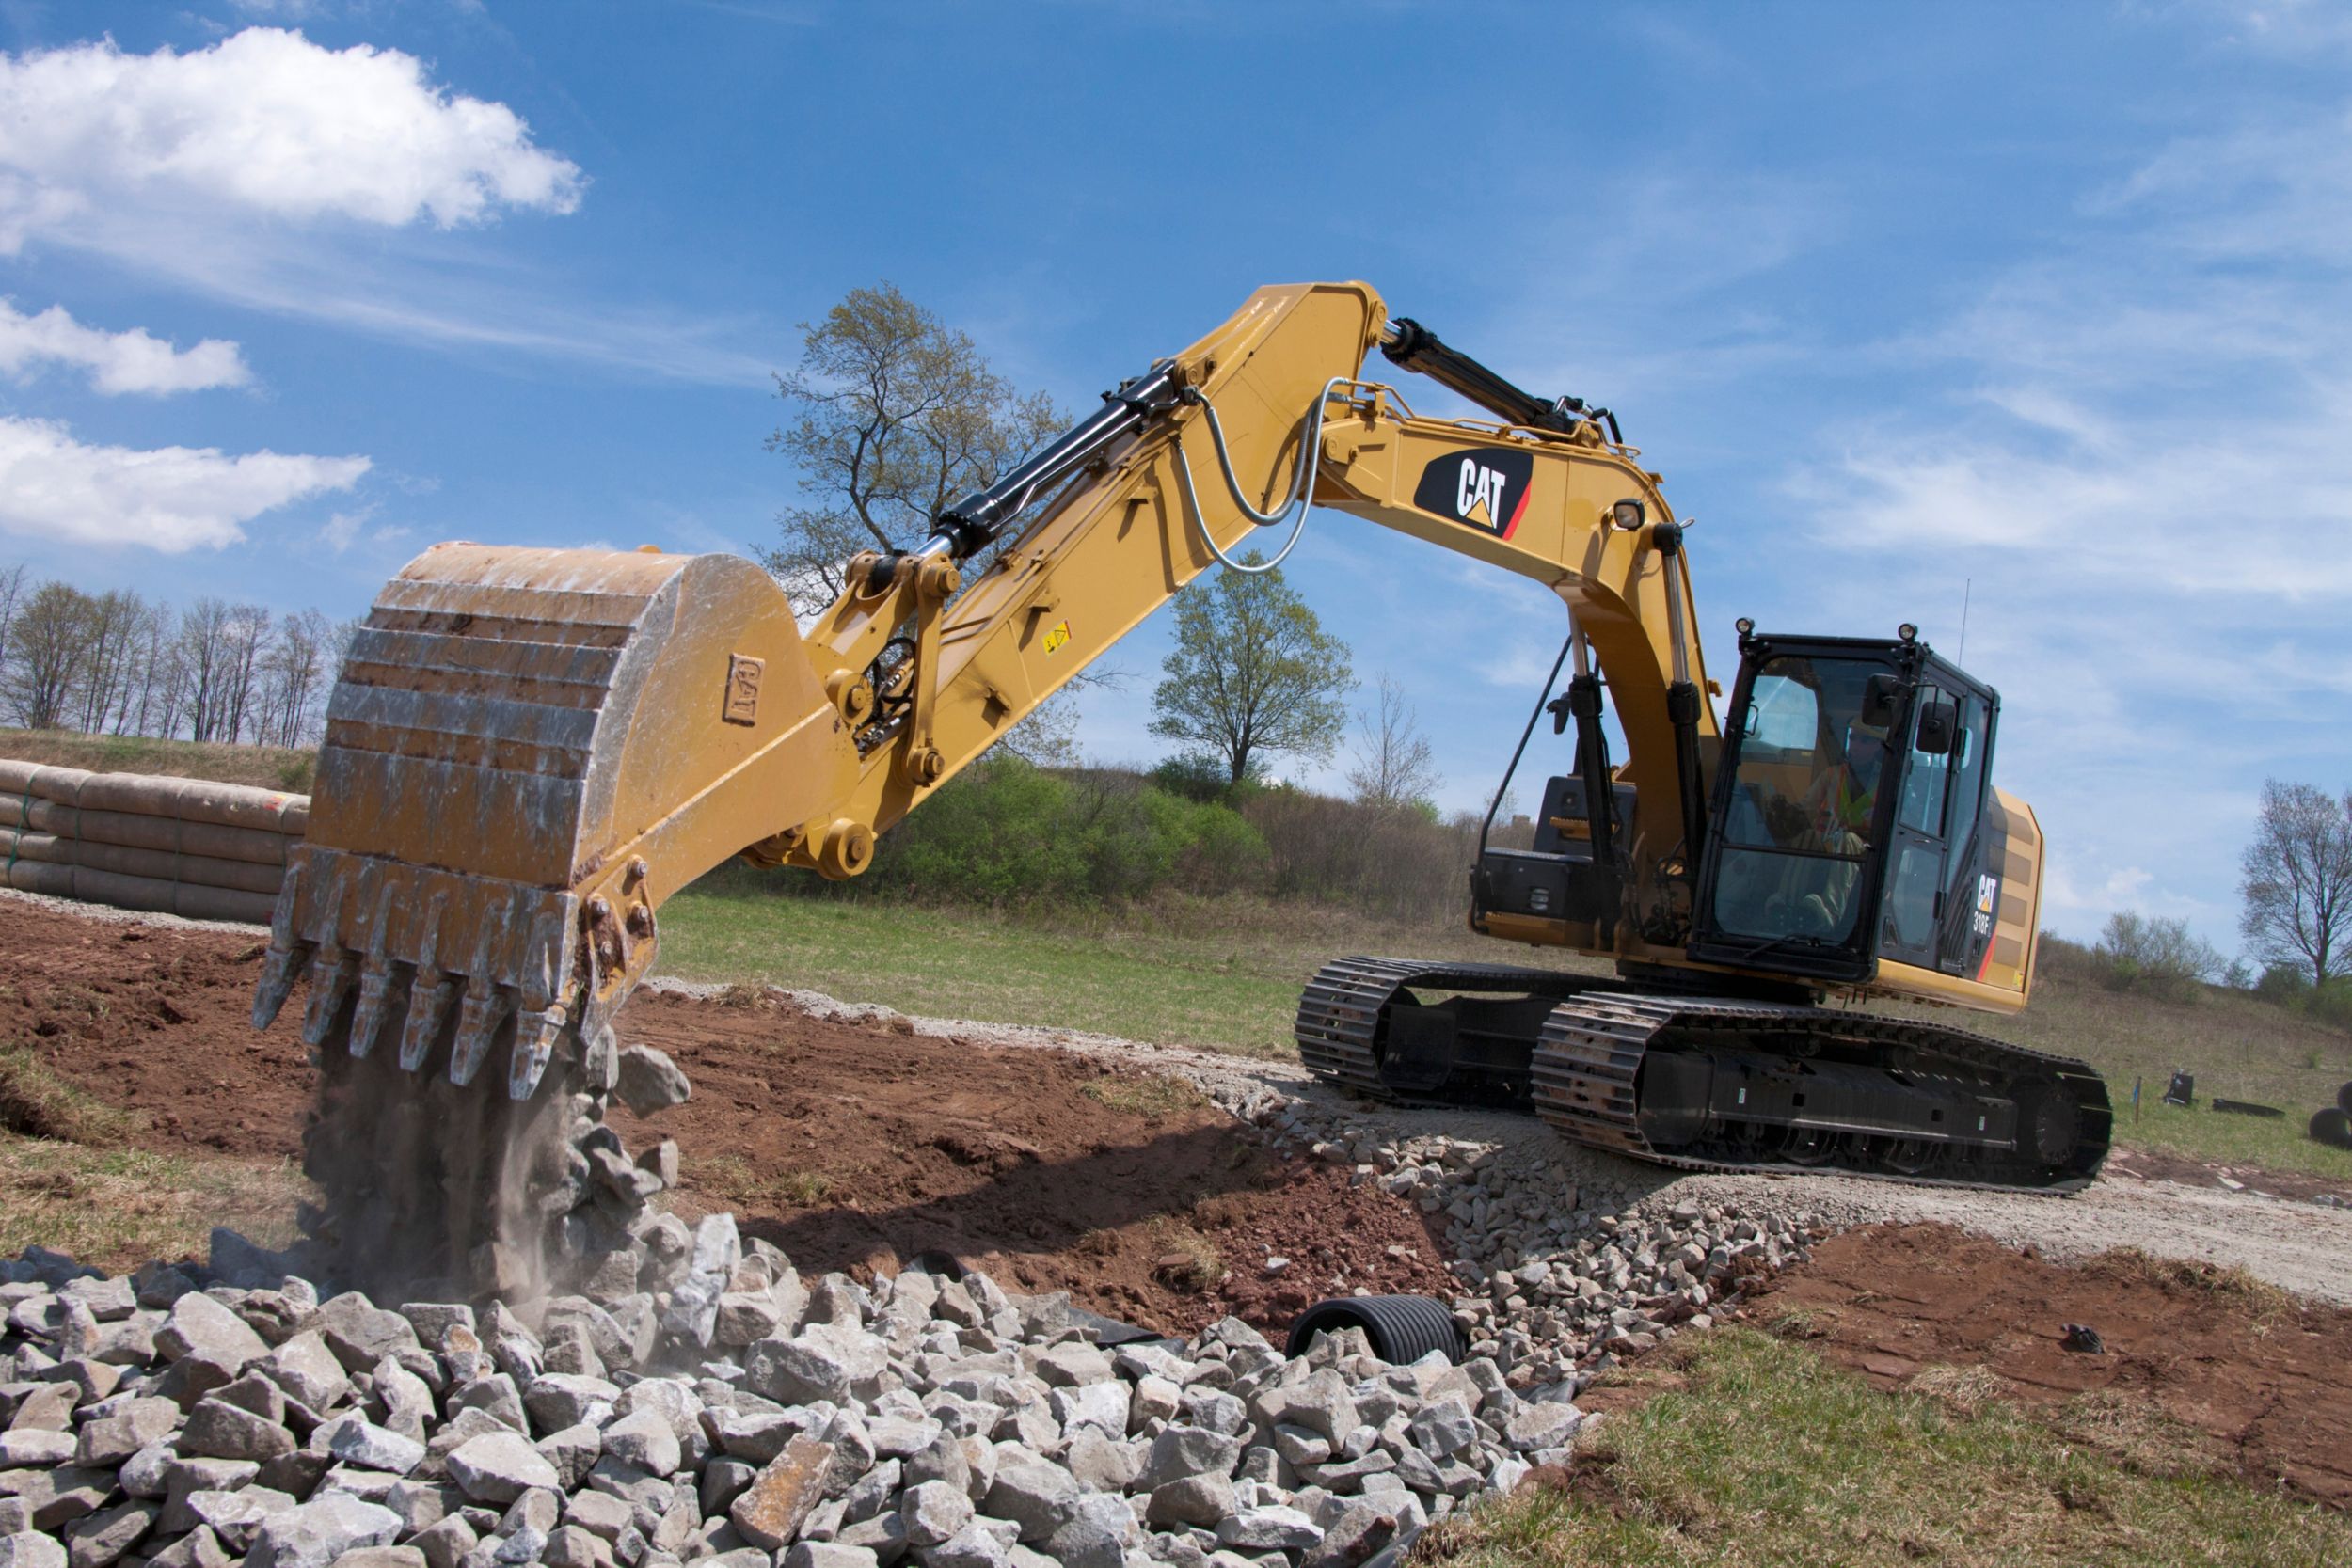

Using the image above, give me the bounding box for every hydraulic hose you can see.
[1170,377,1353,575]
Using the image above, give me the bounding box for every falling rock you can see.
[615,1047,691,1116]
[659,1214,740,1349]
[728,1436,835,1551]
[245,1493,402,1568]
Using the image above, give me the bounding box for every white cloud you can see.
[0,301,249,395]
[1780,92,2352,949]
[0,416,368,551]
[0,27,583,252]
[321,509,364,552]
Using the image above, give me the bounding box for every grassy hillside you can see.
[661,873,2352,1180]
[0,728,316,791]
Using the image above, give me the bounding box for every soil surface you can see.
[1747,1222,2352,1506]
[0,898,1452,1338]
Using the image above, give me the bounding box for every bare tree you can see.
[179,598,234,742]
[0,563,26,673]
[1345,673,1441,810]
[72,591,145,735]
[123,601,182,738]
[762,281,1066,615]
[256,610,333,746]
[2,581,95,731]
[2240,779,2352,985]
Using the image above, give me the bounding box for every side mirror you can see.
[1861,673,1901,729]
[1915,700,1958,755]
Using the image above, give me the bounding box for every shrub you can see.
[2306,981,2352,1033]
[2092,911,2222,1005]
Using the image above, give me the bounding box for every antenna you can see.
[1957,578,1971,664]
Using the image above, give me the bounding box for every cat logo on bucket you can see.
[1412,447,1534,538]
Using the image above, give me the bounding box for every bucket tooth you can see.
[300,946,358,1048]
[508,1007,566,1101]
[398,970,454,1071]
[348,957,398,1059]
[251,941,311,1031]
[448,979,511,1088]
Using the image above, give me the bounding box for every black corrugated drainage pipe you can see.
[1286,1295,1466,1365]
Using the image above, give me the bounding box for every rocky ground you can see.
[5,889,2352,1568]
[0,1214,1594,1568]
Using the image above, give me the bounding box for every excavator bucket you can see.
[253,543,857,1289]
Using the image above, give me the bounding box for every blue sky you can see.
[1,1,2345,958]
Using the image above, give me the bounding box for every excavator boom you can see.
[254,281,2106,1290]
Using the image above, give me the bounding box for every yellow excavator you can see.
[251,282,2108,1283]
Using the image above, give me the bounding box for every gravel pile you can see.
[0,1216,1600,1568]
[1261,1102,1816,1389]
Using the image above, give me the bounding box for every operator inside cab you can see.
[1710,657,1894,944]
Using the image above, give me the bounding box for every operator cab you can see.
[1688,631,2001,986]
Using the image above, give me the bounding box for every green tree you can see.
[761,281,1064,615]
[2239,779,2352,986]
[1150,555,1354,786]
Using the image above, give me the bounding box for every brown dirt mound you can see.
[1746,1222,2352,1505]
[0,899,1452,1338]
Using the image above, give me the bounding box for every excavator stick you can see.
[253,543,855,1289]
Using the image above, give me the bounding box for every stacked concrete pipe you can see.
[0,760,303,925]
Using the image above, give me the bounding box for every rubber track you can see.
[1295,957,1592,1101]
[1529,992,2111,1194]
[1295,957,2111,1196]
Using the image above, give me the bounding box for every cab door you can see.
[1877,688,1956,968]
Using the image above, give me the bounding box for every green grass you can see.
[0,1046,141,1143]
[1415,1328,2348,1568]
[0,1133,305,1274]
[0,728,316,791]
[659,873,1513,1060]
